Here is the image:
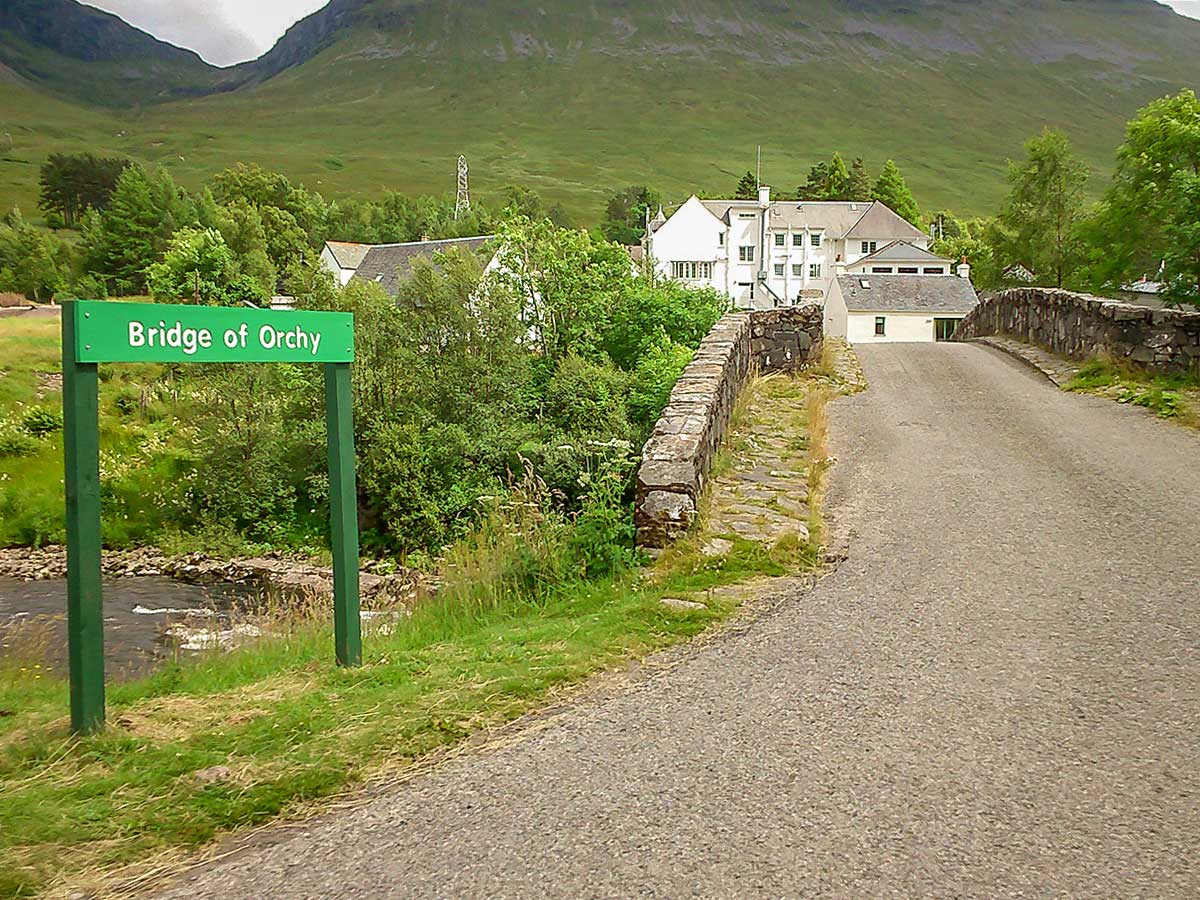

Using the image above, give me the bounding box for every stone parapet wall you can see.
[635,304,823,548]
[955,288,1200,374]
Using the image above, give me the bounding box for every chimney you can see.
[956,256,971,280]
[758,184,771,208]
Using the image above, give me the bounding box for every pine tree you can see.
[735,171,758,199]
[797,163,830,200]
[847,158,872,202]
[826,153,851,200]
[871,160,921,226]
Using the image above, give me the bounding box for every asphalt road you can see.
[155,343,1200,899]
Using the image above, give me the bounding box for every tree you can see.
[499,185,573,228]
[995,130,1088,289]
[79,165,196,294]
[0,211,70,300]
[1160,169,1200,307]
[144,227,266,306]
[826,153,851,201]
[871,160,921,226]
[38,152,131,227]
[734,171,758,200]
[599,185,663,245]
[490,216,635,364]
[798,162,830,201]
[210,163,328,245]
[1081,89,1200,296]
[847,158,872,202]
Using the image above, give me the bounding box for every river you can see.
[0,577,256,679]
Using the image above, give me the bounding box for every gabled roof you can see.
[843,203,927,242]
[850,241,952,268]
[352,236,494,297]
[692,199,921,241]
[836,274,978,313]
[324,241,371,270]
[698,199,873,235]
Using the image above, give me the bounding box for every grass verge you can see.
[1065,356,1200,429]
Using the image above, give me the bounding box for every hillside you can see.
[1,0,1199,220]
[0,0,225,106]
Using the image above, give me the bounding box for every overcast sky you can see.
[83,0,1200,67]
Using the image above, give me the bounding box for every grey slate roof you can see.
[843,203,926,242]
[352,236,494,296]
[837,274,979,313]
[696,199,924,242]
[851,240,951,267]
[325,241,371,270]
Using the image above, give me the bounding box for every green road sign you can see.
[62,300,361,735]
[73,300,354,364]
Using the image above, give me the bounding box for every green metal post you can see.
[325,362,361,667]
[62,301,105,734]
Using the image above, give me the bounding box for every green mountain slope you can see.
[2,0,1199,220]
[0,0,225,106]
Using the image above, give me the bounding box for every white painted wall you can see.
[649,195,732,299]
[319,245,357,287]
[846,311,962,343]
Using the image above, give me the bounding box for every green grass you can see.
[2,1,1199,224]
[1066,357,1200,428]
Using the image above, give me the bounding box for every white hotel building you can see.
[645,185,953,311]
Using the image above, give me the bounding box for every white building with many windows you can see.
[645,186,934,310]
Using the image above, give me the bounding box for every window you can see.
[793,233,804,247]
[871,267,893,274]
[875,317,887,336]
[792,264,803,277]
[774,263,785,276]
[738,213,756,219]
[809,263,822,279]
[923,267,944,275]
[774,233,785,247]
[898,267,918,274]
[671,261,713,280]
[811,232,822,248]
[718,233,725,246]
[739,245,755,263]
[861,241,877,254]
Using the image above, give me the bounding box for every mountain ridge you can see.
[1,0,1199,219]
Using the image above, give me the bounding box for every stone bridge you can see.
[634,304,823,547]
[955,287,1200,374]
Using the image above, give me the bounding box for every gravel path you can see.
[155,343,1200,899]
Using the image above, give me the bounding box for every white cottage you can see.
[320,241,372,287]
[824,274,979,343]
[646,186,931,310]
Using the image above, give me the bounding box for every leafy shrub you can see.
[626,339,694,434]
[568,448,638,578]
[542,354,631,440]
[0,422,39,457]
[20,406,62,438]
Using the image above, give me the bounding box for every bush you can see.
[20,406,63,438]
[0,422,39,457]
[542,354,631,439]
[568,449,638,578]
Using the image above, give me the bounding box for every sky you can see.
[83,0,1200,67]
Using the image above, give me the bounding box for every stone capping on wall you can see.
[635,304,823,548]
[955,288,1200,374]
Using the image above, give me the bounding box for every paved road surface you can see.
[156,344,1200,899]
